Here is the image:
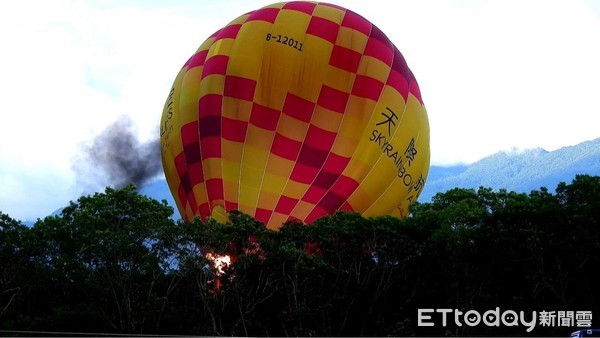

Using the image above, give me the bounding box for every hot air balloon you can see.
[160,1,430,230]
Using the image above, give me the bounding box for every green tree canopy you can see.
[0,176,598,336]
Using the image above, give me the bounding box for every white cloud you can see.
[1,0,599,219]
[0,0,272,220]
[389,0,600,164]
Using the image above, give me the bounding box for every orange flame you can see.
[205,252,231,276]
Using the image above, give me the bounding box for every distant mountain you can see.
[28,180,180,225]
[139,178,177,209]
[140,138,600,214]
[420,137,600,201]
[31,137,598,225]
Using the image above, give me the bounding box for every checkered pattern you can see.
[160,1,429,229]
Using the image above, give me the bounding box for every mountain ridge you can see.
[134,137,600,212]
[420,137,600,201]
[26,137,600,225]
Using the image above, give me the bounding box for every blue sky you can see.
[1,0,600,221]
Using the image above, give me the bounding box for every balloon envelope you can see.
[160,1,430,229]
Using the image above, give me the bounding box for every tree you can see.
[0,213,29,320]
[29,185,179,334]
[2,176,599,336]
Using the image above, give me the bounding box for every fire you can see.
[205,252,231,276]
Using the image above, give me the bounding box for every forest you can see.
[1,175,599,336]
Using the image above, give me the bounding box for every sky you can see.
[1,0,600,221]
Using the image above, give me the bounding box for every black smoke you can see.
[74,116,162,192]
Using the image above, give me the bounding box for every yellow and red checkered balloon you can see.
[160,1,430,229]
